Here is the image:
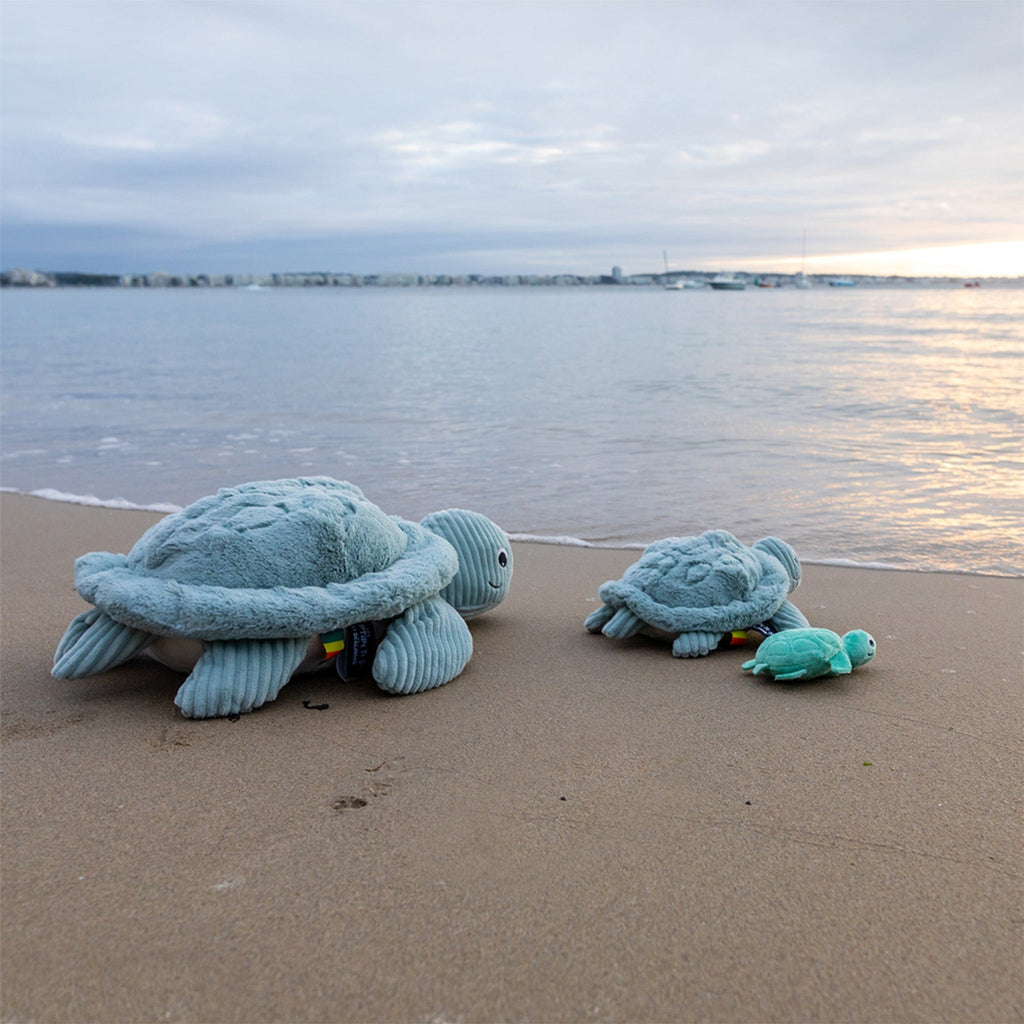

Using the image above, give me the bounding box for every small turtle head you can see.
[843,630,876,668]
[421,509,513,619]
[752,537,802,592]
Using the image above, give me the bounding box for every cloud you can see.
[2,0,1022,275]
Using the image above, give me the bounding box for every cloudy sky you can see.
[2,0,1022,277]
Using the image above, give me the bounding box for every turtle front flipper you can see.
[827,651,854,675]
[598,607,644,640]
[373,595,473,695]
[672,631,724,658]
[174,638,309,718]
[584,604,616,633]
[768,599,810,631]
[52,610,153,679]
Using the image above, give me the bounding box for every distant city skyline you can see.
[6,265,1018,291]
[4,239,1024,282]
[2,2,1022,279]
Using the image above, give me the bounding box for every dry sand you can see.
[1,491,1021,1023]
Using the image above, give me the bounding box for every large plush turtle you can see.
[52,478,513,718]
[743,627,876,681]
[585,530,809,657]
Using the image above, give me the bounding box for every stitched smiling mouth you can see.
[488,581,501,589]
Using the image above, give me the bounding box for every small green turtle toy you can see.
[742,627,876,681]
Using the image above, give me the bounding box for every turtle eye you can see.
[497,548,509,568]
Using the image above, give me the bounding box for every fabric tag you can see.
[337,622,378,680]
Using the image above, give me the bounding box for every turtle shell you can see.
[72,477,459,640]
[597,529,801,634]
[754,628,843,673]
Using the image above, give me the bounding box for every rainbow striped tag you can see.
[320,629,346,661]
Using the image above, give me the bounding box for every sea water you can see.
[2,284,1021,575]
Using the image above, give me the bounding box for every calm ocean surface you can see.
[2,285,1021,576]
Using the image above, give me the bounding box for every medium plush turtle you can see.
[52,478,513,718]
[585,530,809,658]
[743,627,876,681]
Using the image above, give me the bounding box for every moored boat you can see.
[709,273,746,291]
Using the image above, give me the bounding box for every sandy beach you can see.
[1,490,1021,1023]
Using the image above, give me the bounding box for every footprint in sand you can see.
[332,756,405,811]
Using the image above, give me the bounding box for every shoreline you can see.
[2,490,1022,1022]
[3,486,1021,579]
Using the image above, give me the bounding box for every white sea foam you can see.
[508,532,645,550]
[508,532,594,547]
[2,486,182,514]
[808,556,1021,578]
[809,557,905,572]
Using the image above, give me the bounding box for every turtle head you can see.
[421,509,513,619]
[752,537,802,592]
[843,630,876,668]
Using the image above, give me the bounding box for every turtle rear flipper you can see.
[52,610,152,679]
[772,668,811,681]
[374,596,473,695]
[672,631,724,658]
[767,599,810,631]
[174,638,308,718]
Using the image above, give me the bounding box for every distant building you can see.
[1,267,54,287]
[612,265,623,282]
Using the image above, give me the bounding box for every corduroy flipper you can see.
[174,637,309,718]
[671,631,725,658]
[753,537,802,592]
[767,598,811,631]
[373,595,473,695]
[52,609,153,679]
[583,604,615,633]
[601,607,643,639]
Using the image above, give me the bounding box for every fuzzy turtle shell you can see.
[753,629,844,672]
[597,530,801,634]
[72,478,459,641]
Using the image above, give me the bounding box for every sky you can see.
[2,0,1022,278]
